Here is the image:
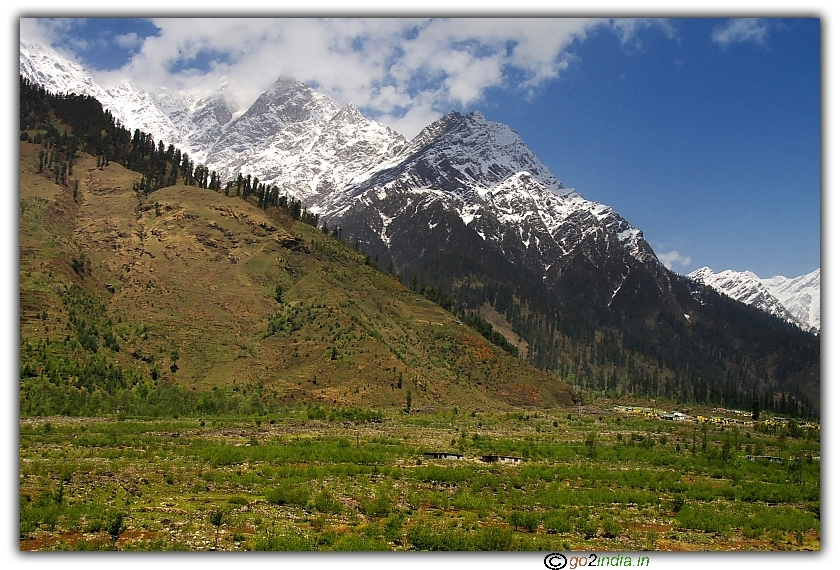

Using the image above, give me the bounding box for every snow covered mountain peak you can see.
[20,40,111,107]
[312,96,657,287]
[267,74,301,92]
[688,267,820,333]
[396,106,575,200]
[233,76,338,136]
[761,268,820,332]
[331,102,368,125]
[200,72,407,203]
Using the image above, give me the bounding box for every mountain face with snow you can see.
[688,267,820,333]
[761,269,821,332]
[203,76,408,204]
[314,109,663,304]
[19,40,234,164]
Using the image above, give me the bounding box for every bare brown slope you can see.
[20,142,575,411]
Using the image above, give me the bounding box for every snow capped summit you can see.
[688,267,819,333]
[761,268,820,332]
[314,104,657,289]
[331,102,366,124]
[394,109,573,199]
[202,77,407,204]
[19,40,234,164]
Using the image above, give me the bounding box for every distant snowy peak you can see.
[401,110,574,198]
[688,267,768,305]
[228,76,339,143]
[761,268,820,332]
[688,267,819,333]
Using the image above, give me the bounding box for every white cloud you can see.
[712,18,769,46]
[113,32,141,50]
[21,18,89,62]
[22,17,673,138]
[657,250,692,270]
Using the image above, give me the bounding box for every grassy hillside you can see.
[19,140,575,415]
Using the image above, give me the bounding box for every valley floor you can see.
[19,406,820,552]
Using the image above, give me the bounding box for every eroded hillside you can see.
[20,141,575,415]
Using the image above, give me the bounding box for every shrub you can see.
[266,486,311,508]
[383,512,405,543]
[107,512,126,545]
[575,509,598,539]
[209,509,224,528]
[362,492,392,518]
[601,516,621,539]
[675,504,732,533]
[407,522,439,551]
[544,511,573,534]
[474,526,514,550]
[254,529,313,551]
[672,494,685,513]
[313,490,344,515]
[509,510,540,532]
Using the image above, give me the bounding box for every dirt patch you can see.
[478,302,529,358]
[628,522,672,533]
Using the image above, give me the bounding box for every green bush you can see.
[330,533,389,551]
[601,515,621,538]
[676,504,732,533]
[362,491,393,518]
[254,530,313,551]
[543,511,573,534]
[383,512,405,543]
[473,526,514,550]
[313,490,344,514]
[266,485,311,508]
[509,510,540,532]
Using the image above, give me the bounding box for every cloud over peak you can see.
[22,17,674,138]
[657,250,692,271]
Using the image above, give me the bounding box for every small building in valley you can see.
[423,451,463,460]
[480,454,523,465]
[744,455,783,464]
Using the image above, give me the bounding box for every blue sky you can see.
[478,19,820,279]
[19,16,820,279]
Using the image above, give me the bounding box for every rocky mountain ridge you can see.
[689,267,820,333]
